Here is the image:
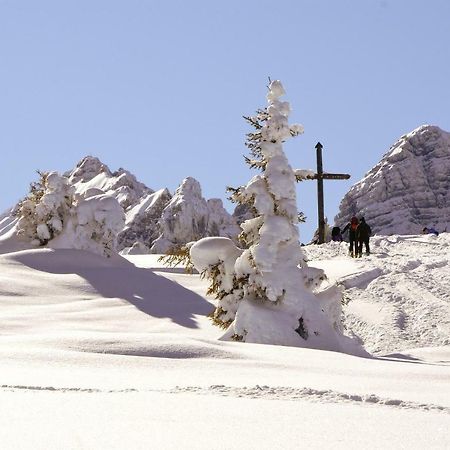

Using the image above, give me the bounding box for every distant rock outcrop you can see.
[66,156,153,211]
[151,177,239,253]
[119,188,172,252]
[335,125,450,235]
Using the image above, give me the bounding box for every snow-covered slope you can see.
[335,125,450,235]
[1,156,239,253]
[0,236,449,449]
[304,233,450,354]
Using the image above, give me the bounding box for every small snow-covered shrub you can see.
[190,237,243,327]
[158,242,196,274]
[16,171,74,246]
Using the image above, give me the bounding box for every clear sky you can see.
[1,0,449,241]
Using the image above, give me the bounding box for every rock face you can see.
[335,125,450,235]
[3,156,240,253]
[151,177,239,253]
[66,156,153,211]
[119,188,172,252]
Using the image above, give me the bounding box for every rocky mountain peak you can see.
[174,176,203,198]
[335,125,450,235]
[67,156,111,184]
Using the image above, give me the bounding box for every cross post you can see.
[316,142,325,245]
[311,142,350,244]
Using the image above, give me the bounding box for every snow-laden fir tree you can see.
[190,80,365,355]
[16,171,75,246]
[15,171,125,257]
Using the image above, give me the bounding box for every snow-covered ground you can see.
[0,234,449,449]
[304,233,450,354]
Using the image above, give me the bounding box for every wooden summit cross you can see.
[307,142,350,244]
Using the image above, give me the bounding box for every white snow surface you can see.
[0,231,449,449]
[304,233,450,355]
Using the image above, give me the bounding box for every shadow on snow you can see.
[10,249,212,329]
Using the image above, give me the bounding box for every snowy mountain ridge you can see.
[335,125,450,235]
[1,156,239,253]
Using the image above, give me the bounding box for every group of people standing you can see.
[331,216,372,258]
[330,218,440,257]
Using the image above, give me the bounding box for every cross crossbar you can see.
[308,173,350,180]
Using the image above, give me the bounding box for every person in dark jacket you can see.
[422,227,439,236]
[356,217,372,257]
[342,216,359,257]
[331,226,343,242]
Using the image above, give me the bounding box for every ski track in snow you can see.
[1,383,448,414]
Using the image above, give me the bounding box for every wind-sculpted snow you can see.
[335,125,450,235]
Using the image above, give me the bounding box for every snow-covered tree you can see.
[57,193,125,257]
[15,171,125,257]
[190,80,365,355]
[16,171,75,246]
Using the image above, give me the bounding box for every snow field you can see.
[0,233,449,448]
[305,233,450,354]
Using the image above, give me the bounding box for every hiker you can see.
[356,217,372,257]
[422,227,439,236]
[331,226,343,242]
[342,216,359,257]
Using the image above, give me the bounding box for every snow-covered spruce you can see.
[190,237,244,327]
[190,81,365,355]
[16,171,75,246]
[50,192,125,257]
[15,171,125,257]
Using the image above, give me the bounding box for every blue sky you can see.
[1,0,449,241]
